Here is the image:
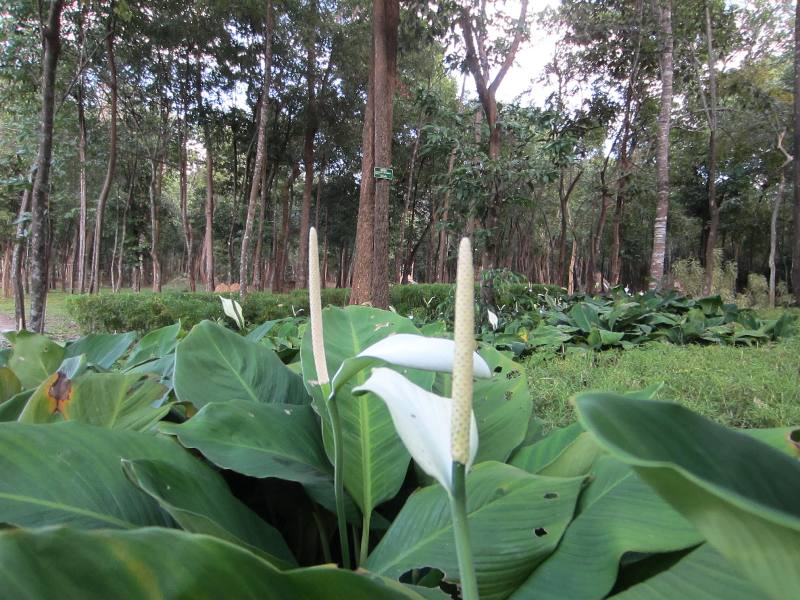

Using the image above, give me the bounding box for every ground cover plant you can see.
[0,234,798,599]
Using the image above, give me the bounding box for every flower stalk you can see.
[450,237,479,599]
[309,227,351,568]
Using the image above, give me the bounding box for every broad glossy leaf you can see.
[0,528,434,600]
[18,371,168,431]
[0,366,21,402]
[0,421,215,529]
[576,393,800,600]
[610,544,767,600]
[300,306,432,517]
[123,322,180,369]
[122,458,295,566]
[510,422,583,472]
[366,462,584,600]
[174,320,308,407]
[64,332,136,368]
[0,390,30,421]
[511,456,701,599]
[159,401,340,512]
[3,331,64,389]
[568,303,600,333]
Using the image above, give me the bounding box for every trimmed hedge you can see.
[65,283,563,333]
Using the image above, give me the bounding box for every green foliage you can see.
[671,250,738,302]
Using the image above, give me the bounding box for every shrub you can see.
[671,249,737,302]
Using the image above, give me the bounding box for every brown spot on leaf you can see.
[47,371,73,417]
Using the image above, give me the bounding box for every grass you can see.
[0,291,81,344]
[527,334,800,431]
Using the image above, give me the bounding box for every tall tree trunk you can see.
[12,186,32,330]
[771,131,793,308]
[115,167,134,293]
[648,0,674,289]
[436,148,457,283]
[369,0,399,308]
[89,22,117,295]
[29,0,64,332]
[702,3,719,296]
[296,0,318,289]
[314,155,326,229]
[588,152,612,291]
[1,245,11,298]
[253,166,275,291]
[149,99,168,292]
[76,3,88,294]
[350,63,376,304]
[179,121,195,291]
[792,0,800,301]
[272,164,298,293]
[395,113,423,282]
[196,63,215,292]
[239,0,272,299]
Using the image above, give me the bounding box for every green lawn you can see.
[527,334,800,431]
[0,291,81,342]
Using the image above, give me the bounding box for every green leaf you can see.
[568,303,600,333]
[64,332,136,369]
[121,458,295,567]
[159,400,340,513]
[576,393,800,600]
[0,390,31,421]
[511,457,700,599]
[0,366,21,402]
[174,320,308,408]
[610,544,768,600]
[366,462,584,600]
[0,528,433,600]
[510,422,583,472]
[123,321,180,369]
[18,371,168,431]
[0,421,217,529]
[4,331,65,389]
[299,306,431,517]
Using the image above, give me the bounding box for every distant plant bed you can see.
[64,282,562,334]
[483,289,796,356]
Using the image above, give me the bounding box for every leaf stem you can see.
[327,394,352,568]
[360,508,372,565]
[449,461,479,600]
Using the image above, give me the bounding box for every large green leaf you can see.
[510,456,701,599]
[0,421,216,529]
[366,462,584,600]
[124,321,181,369]
[3,331,64,389]
[300,306,431,517]
[122,458,295,566]
[0,366,21,402]
[610,544,767,600]
[509,422,583,472]
[576,393,800,600]
[64,332,136,369]
[159,400,340,513]
[174,320,308,407]
[18,371,168,431]
[0,528,434,600]
[0,390,30,421]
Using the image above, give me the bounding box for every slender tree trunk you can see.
[1,245,11,298]
[792,0,800,301]
[702,3,719,297]
[771,131,793,308]
[29,0,64,332]
[648,0,674,289]
[436,148,457,283]
[76,4,88,294]
[396,113,423,282]
[239,0,272,299]
[115,170,133,293]
[350,63,376,304]
[314,155,326,229]
[89,23,117,295]
[196,62,215,292]
[296,0,318,289]
[179,122,195,291]
[253,166,275,291]
[272,164,298,293]
[12,186,32,330]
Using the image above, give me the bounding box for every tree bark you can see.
[648,0,674,290]
[296,0,318,289]
[350,62,376,304]
[89,22,118,295]
[272,164,298,293]
[196,62,216,292]
[149,98,169,292]
[12,185,32,330]
[771,131,793,308]
[114,165,134,293]
[29,0,64,332]
[702,3,719,296]
[369,0,399,308]
[76,3,88,294]
[239,0,272,299]
[179,119,195,291]
[396,113,423,282]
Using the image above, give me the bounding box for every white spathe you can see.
[219,296,245,330]
[356,333,491,379]
[487,309,499,331]
[354,367,478,493]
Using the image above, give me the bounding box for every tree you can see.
[793,0,800,301]
[29,0,65,332]
[648,0,674,289]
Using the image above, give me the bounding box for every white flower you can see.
[487,309,499,331]
[219,296,245,330]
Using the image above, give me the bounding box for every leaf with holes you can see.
[366,462,583,600]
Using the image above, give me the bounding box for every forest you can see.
[1,0,797,330]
